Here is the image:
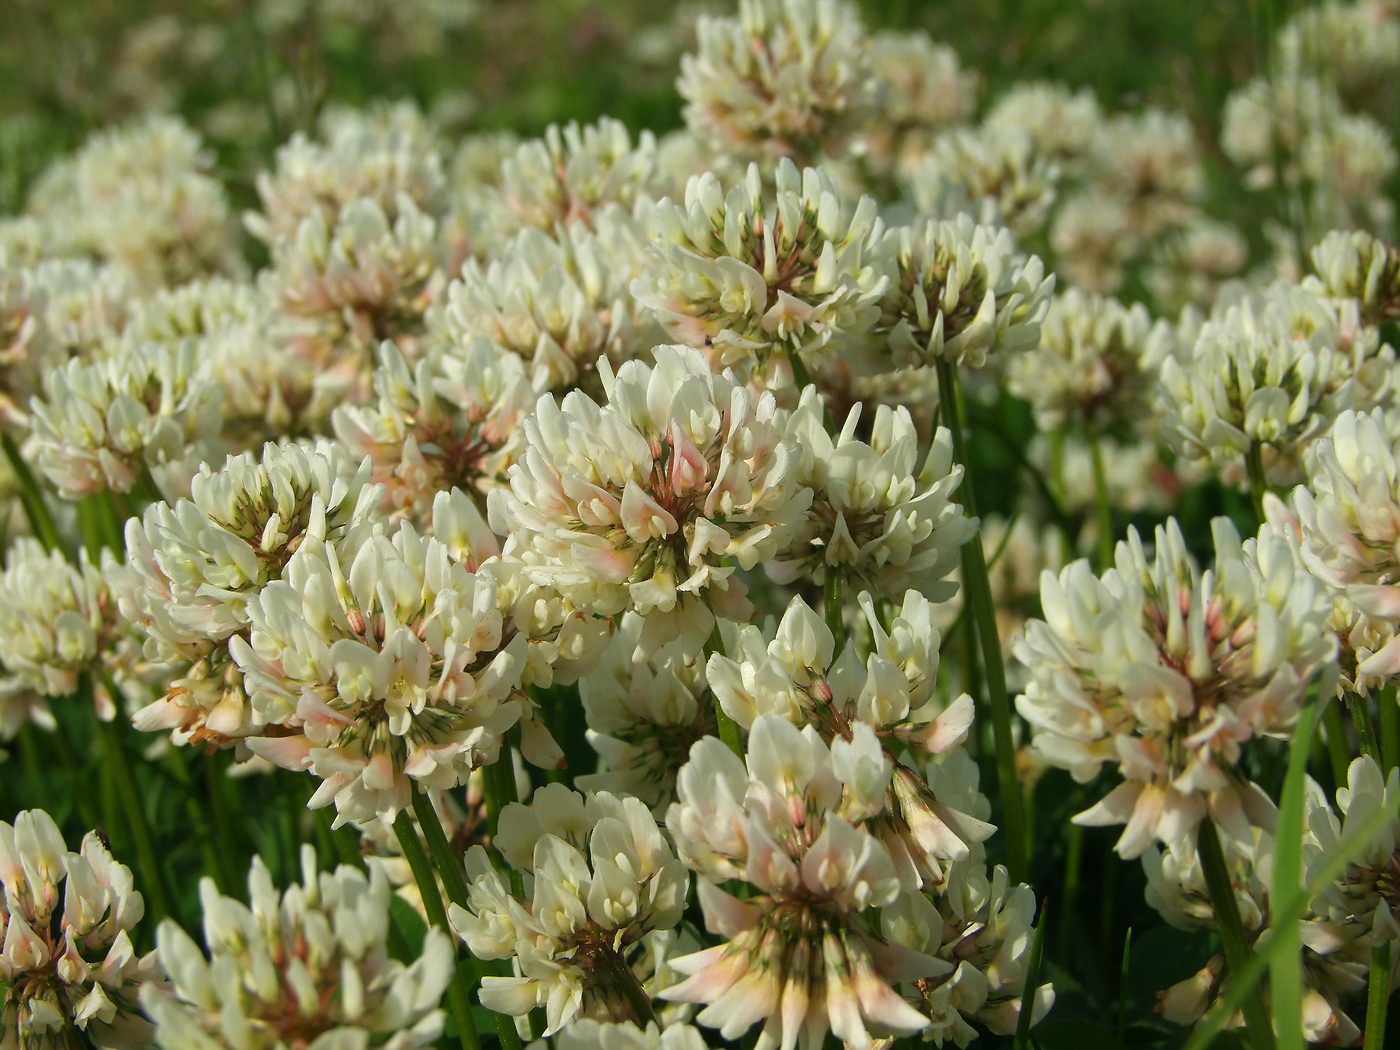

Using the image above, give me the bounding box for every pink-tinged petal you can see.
[696,879,764,939]
[905,694,975,754]
[1071,780,1143,828]
[620,480,679,544]
[866,935,951,983]
[131,698,194,732]
[661,945,746,1003]
[1113,783,1167,859]
[701,943,782,1040]
[848,940,929,1035]
[245,735,314,771]
[777,938,813,1050]
[821,933,869,1050]
[1350,584,1400,620]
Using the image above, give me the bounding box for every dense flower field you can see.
[4,0,1400,1047]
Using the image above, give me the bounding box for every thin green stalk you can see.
[2,431,65,556]
[934,357,1027,882]
[17,724,51,811]
[1380,686,1400,773]
[1012,899,1047,1050]
[824,573,844,642]
[1246,440,1269,527]
[315,807,365,871]
[1271,690,1322,1050]
[392,809,480,1050]
[1055,792,1084,963]
[410,783,523,1050]
[1349,693,1381,764]
[482,750,525,899]
[1197,819,1275,1050]
[705,614,744,758]
[45,716,100,829]
[1118,927,1133,1047]
[1322,702,1352,789]
[1365,941,1391,1050]
[93,701,173,923]
[203,753,245,893]
[1088,432,1115,572]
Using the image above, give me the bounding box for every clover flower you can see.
[142,846,452,1050]
[1271,407,1400,688]
[0,258,130,427]
[985,82,1102,167]
[861,31,977,178]
[233,514,530,824]
[247,101,448,246]
[28,339,223,500]
[449,785,688,1034]
[873,215,1053,371]
[488,344,810,657]
[1143,219,1249,315]
[1307,228,1400,328]
[1006,289,1174,434]
[1158,286,1359,482]
[1014,517,1336,858]
[107,440,382,747]
[1088,110,1204,238]
[124,277,321,446]
[0,808,159,1049]
[908,127,1059,238]
[264,193,442,396]
[1277,1,1400,100]
[437,211,659,391]
[25,114,239,291]
[556,1018,706,1050]
[705,592,989,891]
[494,118,667,234]
[577,613,715,810]
[332,340,533,525]
[678,0,876,166]
[663,714,940,1050]
[633,160,886,380]
[771,389,975,598]
[880,856,1053,1045]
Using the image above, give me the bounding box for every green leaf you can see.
[389,893,427,962]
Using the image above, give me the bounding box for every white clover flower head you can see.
[634,160,887,379]
[772,388,975,598]
[1088,110,1204,237]
[1277,1,1400,99]
[488,345,811,657]
[29,339,222,499]
[874,214,1053,370]
[333,339,534,524]
[1304,755,1400,948]
[1015,516,1336,858]
[1281,408,1400,682]
[663,715,940,1050]
[0,539,129,705]
[125,277,320,445]
[556,1018,707,1050]
[264,192,443,394]
[984,81,1102,166]
[26,114,238,291]
[0,258,130,427]
[496,118,667,233]
[861,30,977,177]
[1006,288,1175,434]
[1307,228,1400,328]
[437,210,658,392]
[0,809,159,1050]
[248,100,448,245]
[880,867,1054,1044]
[578,613,714,809]
[142,845,452,1050]
[107,440,382,747]
[1143,218,1249,315]
[235,521,528,824]
[678,0,876,165]
[1158,286,1358,480]
[449,786,688,1035]
[908,126,1060,238]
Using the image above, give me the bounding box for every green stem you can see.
[410,783,523,1050]
[1365,940,1391,1050]
[1012,899,1047,1050]
[705,614,744,758]
[482,750,525,899]
[1349,693,1381,764]
[2,431,66,557]
[1088,433,1115,572]
[203,753,245,892]
[1322,702,1352,790]
[392,809,481,1050]
[93,700,173,923]
[1380,686,1400,773]
[1246,440,1269,527]
[934,357,1027,882]
[1055,792,1085,964]
[1118,927,1133,1047]
[1197,819,1276,1050]
[824,573,844,645]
